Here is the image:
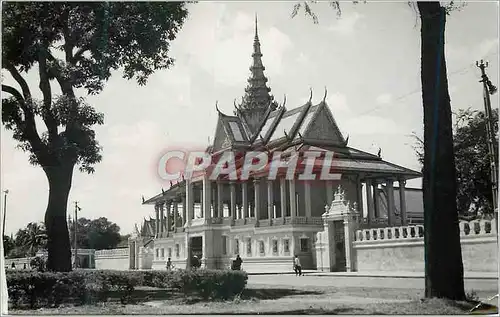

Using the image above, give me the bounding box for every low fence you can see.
[353,220,498,273]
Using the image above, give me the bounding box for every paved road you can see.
[248,274,499,293]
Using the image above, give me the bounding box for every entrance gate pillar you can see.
[315,186,359,272]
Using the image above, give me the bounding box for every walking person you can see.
[294,255,302,276]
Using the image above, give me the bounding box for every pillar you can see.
[159,203,165,235]
[267,180,274,220]
[155,205,160,238]
[165,201,171,235]
[242,182,248,220]
[399,179,408,226]
[185,180,194,226]
[217,182,223,218]
[181,195,186,226]
[254,178,261,220]
[372,181,380,218]
[280,178,287,220]
[304,181,312,218]
[289,179,297,219]
[230,182,236,220]
[173,199,179,230]
[365,179,375,223]
[386,179,395,226]
[203,175,211,220]
[356,176,364,215]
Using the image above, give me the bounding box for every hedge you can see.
[6,269,248,309]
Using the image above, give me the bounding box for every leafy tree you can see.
[69,217,122,250]
[413,109,499,216]
[8,222,48,258]
[292,0,465,300]
[1,2,189,271]
[2,235,15,257]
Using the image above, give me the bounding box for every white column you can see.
[356,176,364,215]
[267,180,274,220]
[399,179,408,226]
[155,205,160,238]
[181,195,186,226]
[242,182,248,220]
[373,181,380,218]
[185,180,194,226]
[289,179,297,219]
[159,203,165,235]
[217,182,223,218]
[254,179,261,220]
[280,178,287,220]
[173,199,179,230]
[304,181,312,219]
[203,175,211,220]
[230,182,236,220]
[165,201,171,235]
[386,179,395,226]
[365,179,375,223]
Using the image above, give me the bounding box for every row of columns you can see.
[182,177,305,225]
[364,178,407,226]
[154,196,186,238]
[153,175,408,236]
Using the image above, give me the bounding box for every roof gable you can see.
[302,102,345,145]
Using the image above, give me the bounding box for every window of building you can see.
[168,248,172,258]
[300,238,309,252]
[234,239,240,255]
[283,239,290,254]
[246,238,252,256]
[222,236,227,255]
[272,240,278,254]
[161,248,165,258]
[156,248,159,258]
[259,241,265,255]
[175,244,180,258]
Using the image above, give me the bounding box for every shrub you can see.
[30,256,47,272]
[6,269,142,309]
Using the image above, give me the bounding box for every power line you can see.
[353,51,499,117]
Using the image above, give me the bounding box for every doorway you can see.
[333,220,346,271]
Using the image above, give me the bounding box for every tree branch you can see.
[38,46,59,142]
[5,63,32,101]
[2,84,50,164]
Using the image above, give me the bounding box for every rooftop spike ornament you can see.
[323,86,328,103]
[309,88,313,103]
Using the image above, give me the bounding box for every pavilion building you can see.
[140,18,422,272]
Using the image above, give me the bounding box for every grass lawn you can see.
[9,284,498,315]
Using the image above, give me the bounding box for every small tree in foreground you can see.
[2,2,189,271]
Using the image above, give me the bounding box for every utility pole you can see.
[476,60,498,221]
[73,201,81,269]
[2,190,8,237]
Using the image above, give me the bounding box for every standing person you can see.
[294,255,302,276]
[166,257,172,270]
[234,255,243,270]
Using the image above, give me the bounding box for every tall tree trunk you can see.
[418,1,465,300]
[43,164,74,272]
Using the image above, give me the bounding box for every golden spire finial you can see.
[255,13,258,40]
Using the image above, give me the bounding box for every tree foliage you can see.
[412,108,498,216]
[4,222,48,258]
[1,2,189,271]
[68,217,122,250]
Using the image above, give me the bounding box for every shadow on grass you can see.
[233,307,367,315]
[241,287,324,300]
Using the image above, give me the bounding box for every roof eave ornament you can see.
[309,87,313,104]
[323,86,328,103]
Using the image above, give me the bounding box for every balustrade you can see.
[355,224,424,242]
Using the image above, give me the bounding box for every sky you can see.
[1,1,498,237]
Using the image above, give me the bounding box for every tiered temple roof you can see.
[143,16,421,205]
